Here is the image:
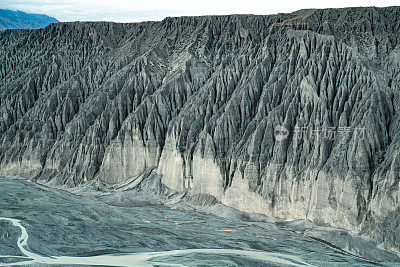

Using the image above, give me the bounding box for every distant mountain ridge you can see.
[0,9,58,30]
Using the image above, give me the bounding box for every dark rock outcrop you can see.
[1,7,399,254]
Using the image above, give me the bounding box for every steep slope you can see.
[0,9,59,30]
[0,7,399,253]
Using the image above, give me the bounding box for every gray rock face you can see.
[0,7,400,253]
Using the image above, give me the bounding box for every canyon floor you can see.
[0,175,398,266]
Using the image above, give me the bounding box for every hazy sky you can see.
[1,0,399,22]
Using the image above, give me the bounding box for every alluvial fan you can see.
[0,177,395,266]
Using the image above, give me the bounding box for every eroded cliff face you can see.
[1,7,399,251]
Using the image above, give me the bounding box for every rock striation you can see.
[0,7,400,254]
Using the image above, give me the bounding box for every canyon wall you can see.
[1,7,399,251]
